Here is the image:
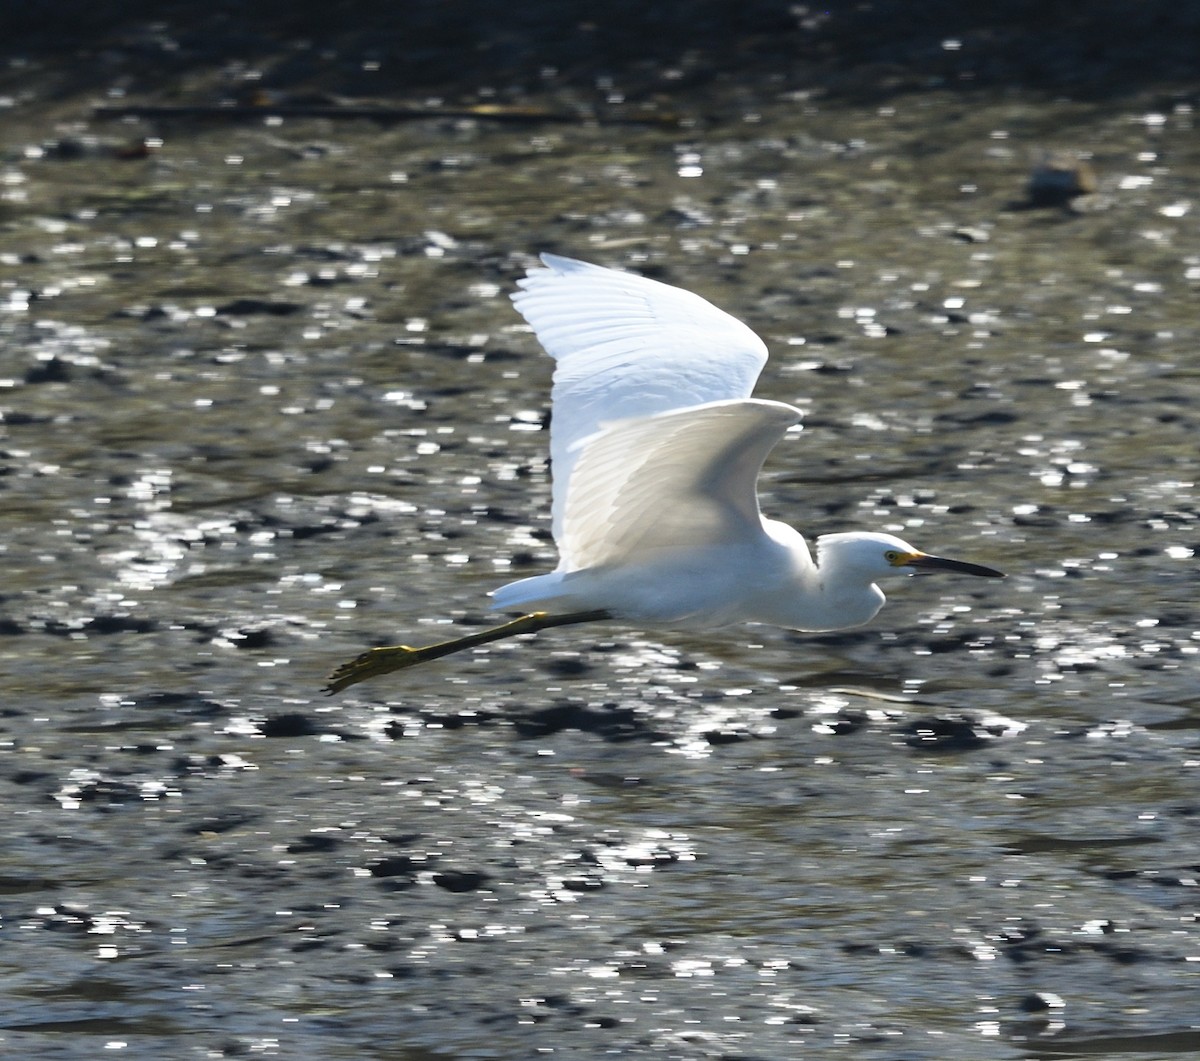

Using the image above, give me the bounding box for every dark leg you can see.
[324,609,612,694]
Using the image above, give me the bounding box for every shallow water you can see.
[1,7,1199,1059]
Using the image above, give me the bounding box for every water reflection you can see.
[1,23,1198,1058]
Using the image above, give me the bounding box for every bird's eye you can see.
[884,550,900,562]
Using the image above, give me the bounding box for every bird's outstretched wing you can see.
[511,254,770,539]
[557,399,801,572]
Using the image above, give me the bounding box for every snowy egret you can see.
[326,254,1003,694]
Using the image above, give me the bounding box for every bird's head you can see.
[816,531,1005,581]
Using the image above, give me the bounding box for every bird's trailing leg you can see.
[324,609,612,695]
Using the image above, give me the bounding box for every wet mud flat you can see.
[2,5,1200,1059]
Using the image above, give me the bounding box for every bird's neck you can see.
[753,522,887,632]
[808,541,888,630]
[816,578,886,630]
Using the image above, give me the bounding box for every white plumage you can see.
[510,254,769,540]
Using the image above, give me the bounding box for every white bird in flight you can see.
[326,254,1003,693]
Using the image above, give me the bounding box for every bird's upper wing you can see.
[511,254,770,539]
[557,399,801,572]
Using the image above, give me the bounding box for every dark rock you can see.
[432,869,490,892]
[25,357,71,384]
[260,712,319,737]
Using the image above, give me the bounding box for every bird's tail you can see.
[489,572,566,612]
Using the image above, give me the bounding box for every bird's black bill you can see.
[907,554,1005,578]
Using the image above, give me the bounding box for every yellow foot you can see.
[324,644,429,694]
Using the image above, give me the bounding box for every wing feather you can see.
[558,399,801,572]
[511,255,770,539]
